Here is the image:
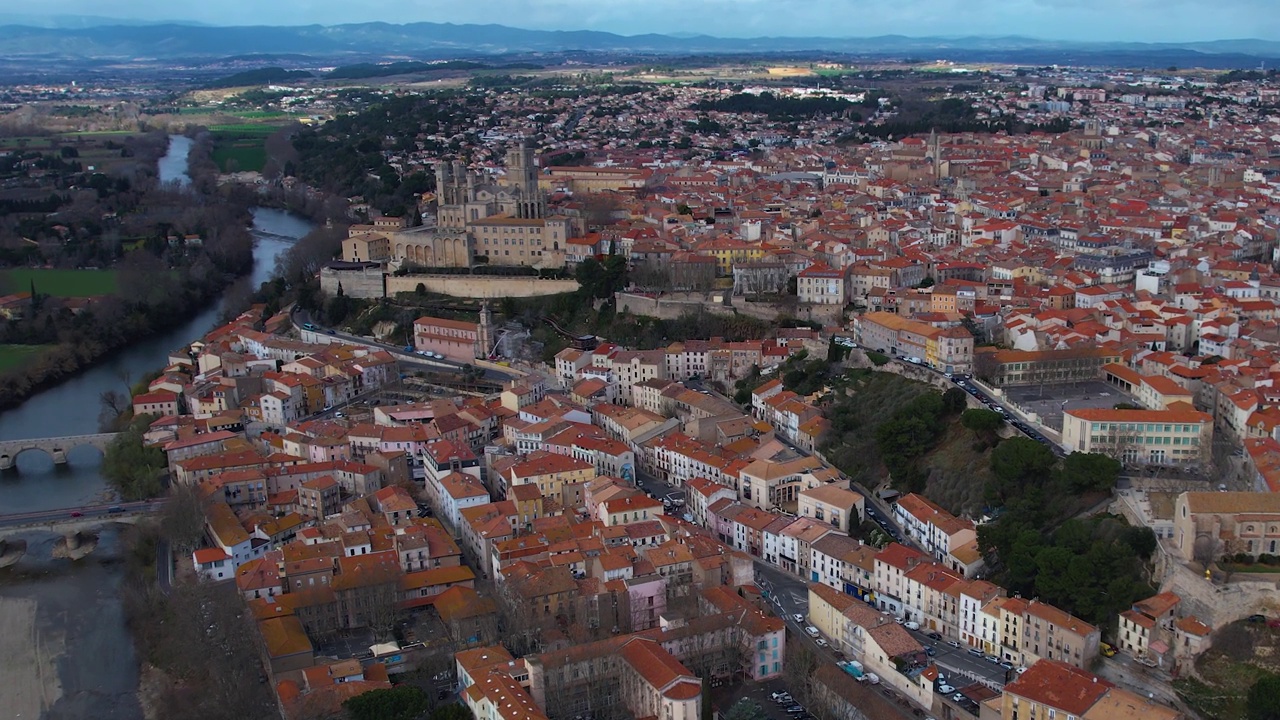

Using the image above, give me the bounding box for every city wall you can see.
[385,275,579,299]
[614,292,842,324]
[319,267,580,300]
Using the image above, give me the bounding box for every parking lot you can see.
[1003,381,1133,433]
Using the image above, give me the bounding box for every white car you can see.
[937,684,954,694]
[816,638,828,648]
[805,626,820,638]
[792,614,805,623]
[904,621,921,631]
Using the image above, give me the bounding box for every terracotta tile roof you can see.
[1005,659,1113,716]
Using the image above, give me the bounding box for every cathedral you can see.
[343,142,569,270]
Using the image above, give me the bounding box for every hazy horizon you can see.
[3,1,1279,44]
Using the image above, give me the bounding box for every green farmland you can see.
[2,268,118,297]
[0,344,48,371]
[211,140,268,172]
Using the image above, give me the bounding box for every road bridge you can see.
[0,499,161,531]
[0,433,120,470]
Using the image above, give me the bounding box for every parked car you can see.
[985,655,1000,664]
[967,647,984,656]
[999,661,1014,670]
[904,621,920,631]
[107,505,124,513]
[805,626,820,638]
[793,614,805,623]
[770,692,790,702]
[69,511,83,517]
[947,640,960,648]
[927,631,942,640]
[865,673,880,685]
[816,638,828,648]
[937,684,954,694]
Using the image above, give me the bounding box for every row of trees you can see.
[120,524,279,720]
[692,91,864,121]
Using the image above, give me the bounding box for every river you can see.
[0,135,312,720]
[0,135,313,515]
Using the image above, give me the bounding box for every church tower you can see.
[505,141,545,220]
[478,301,494,358]
[927,128,942,178]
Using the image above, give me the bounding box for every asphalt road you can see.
[0,499,161,528]
[900,624,1015,689]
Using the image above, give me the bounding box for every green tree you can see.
[102,414,166,500]
[988,437,1056,503]
[723,698,768,720]
[1057,452,1122,493]
[1247,673,1280,720]
[1120,526,1158,560]
[941,387,968,415]
[343,686,431,720]
[961,408,1004,443]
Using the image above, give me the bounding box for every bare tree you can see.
[99,389,128,431]
[363,580,404,643]
[276,224,348,285]
[783,639,821,705]
[1193,534,1220,574]
[162,482,210,557]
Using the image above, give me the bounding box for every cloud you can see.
[27,0,1280,41]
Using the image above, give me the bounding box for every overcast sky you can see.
[26,0,1280,42]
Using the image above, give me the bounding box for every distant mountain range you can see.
[0,20,1278,68]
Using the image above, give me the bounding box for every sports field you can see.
[2,268,118,297]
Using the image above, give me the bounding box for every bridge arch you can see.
[0,433,118,471]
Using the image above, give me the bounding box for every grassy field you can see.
[209,126,275,170]
[207,123,286,134]
[211,142,267,172]
[0,136,59,151]
[59,130,136,137]
[0,344,48,371]
[2,268,118,297]
[813,67,862,77]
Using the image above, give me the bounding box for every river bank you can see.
[0,525,142,719]
[0,135,313,514]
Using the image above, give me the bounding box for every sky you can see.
[15,0,1280,42]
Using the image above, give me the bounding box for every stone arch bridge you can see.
[0,433,119,470]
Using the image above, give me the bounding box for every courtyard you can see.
[1003,380,1137,433]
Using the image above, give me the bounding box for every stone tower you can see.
[927,128,942,178]
[505,141,544,220]
[478,301,494,358]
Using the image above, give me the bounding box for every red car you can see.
[69,511,83,517]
